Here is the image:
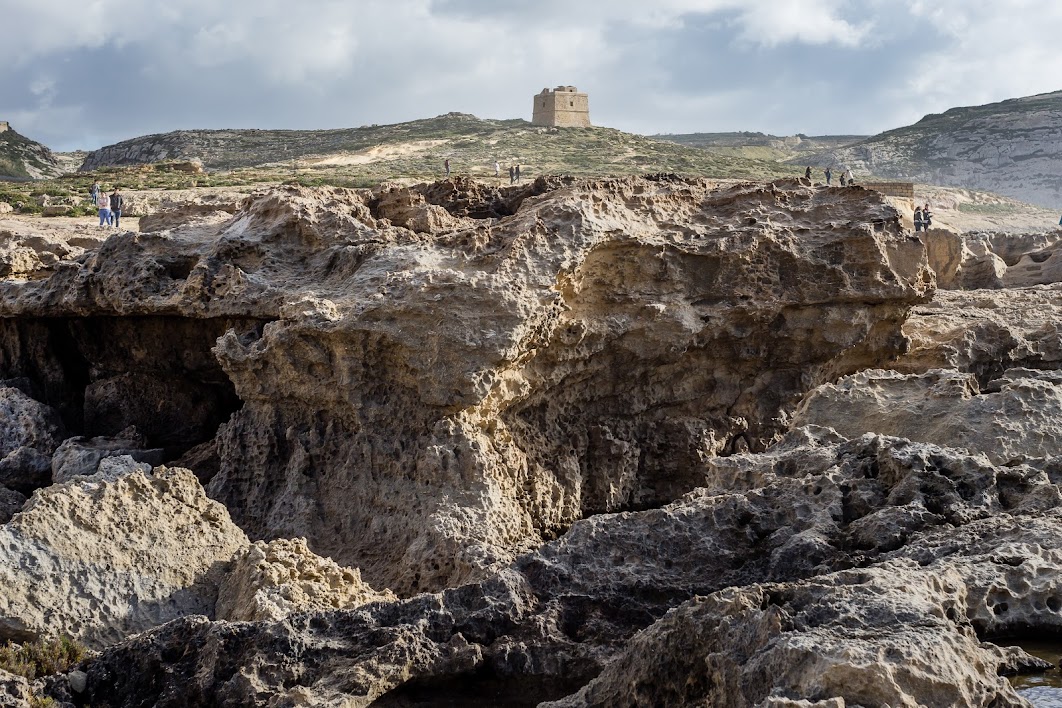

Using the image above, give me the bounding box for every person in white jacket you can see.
[96,189,111,227]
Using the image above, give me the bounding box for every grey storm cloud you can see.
[0,0,1060,151]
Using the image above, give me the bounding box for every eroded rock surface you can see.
[794,367,1062,464]
[70,427,1062,706]
[0,463,247,648]
[923,228,1062,289]
[11,177,1062,706]
[216,537,396,622]
[0,177,931,596]
[897,286,1062,384]
[0,385,66,494]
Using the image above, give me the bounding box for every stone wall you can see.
[532,87,591,128]
[0,122,9,133]
[862,181,915,199]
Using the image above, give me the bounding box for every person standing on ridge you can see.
[515,164,521,183]
[509,165,515,185]
[89,181,100,205]
[913,206,924,232]
[922,203,932,230]
[494,161,500,178]
[824,167,832,186]
[109,187,124,230]
[844,167,854,185]
[839,171,847,187]
[444,158,451,177]
[804,166,812,181]
[95,187,111,228]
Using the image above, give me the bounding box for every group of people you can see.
[490,160,524,184]
[806,166,855,186]
[913,204,933,231]
[89,181,124,229]
[445,159,523,184]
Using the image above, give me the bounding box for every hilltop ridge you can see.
[77,113,799,181]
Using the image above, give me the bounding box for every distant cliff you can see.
[805,91,1062,209]
[0,123,63,181]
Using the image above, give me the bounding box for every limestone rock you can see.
[0,465,248,648]
[0,386,66,493]
[542,560,1024,708]
[216,537,396,622]
[134,188,246,230]
[793,367,1062,464]
[0,669,30,708]
[51,429,164,483]
[922,228,1062,289]
[0,178,931,596]
[897,286,1062,383]
[72,428,1062,706]
[0,246,42,278]
[0,203,13,215]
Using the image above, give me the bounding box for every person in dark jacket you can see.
[824,167,832,185]
[804,166,812,181]
[109,187,124,230]
[913,206,923,232]
[922,203,932,230]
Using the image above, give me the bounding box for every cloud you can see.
[0,0,1059,151]
[733,0,873,47]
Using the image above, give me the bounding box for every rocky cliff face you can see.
[808,91,1062,210]
[0,125,63,181]
[0,176,931,597]
[3,176,1062,706]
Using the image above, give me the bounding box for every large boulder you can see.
[0,462,248,648]
[896,285,1062,383]
[216,537,396,622]
[793,367,1062,464]
[51,428,165,483]
[0,385,66,494]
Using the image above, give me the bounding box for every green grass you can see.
[957,201,1024,215]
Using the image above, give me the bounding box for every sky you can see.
[2,0,1061,151]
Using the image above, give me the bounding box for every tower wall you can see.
[531,87,591,128]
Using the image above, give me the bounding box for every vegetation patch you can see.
[0,637,88,680]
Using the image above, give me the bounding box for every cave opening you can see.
[0,315,269,478]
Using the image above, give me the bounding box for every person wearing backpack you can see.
[913,206,923,232]
[922,203,932,230]
[109,187,124,229]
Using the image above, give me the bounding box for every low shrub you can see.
[0,637,88,680]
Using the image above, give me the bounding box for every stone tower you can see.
[531,86,591,128]
[0,122,9,133]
